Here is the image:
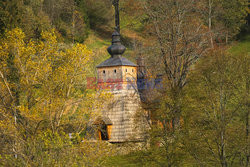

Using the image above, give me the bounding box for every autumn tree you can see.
[142,0,209,128]
[129,0,209,165]
[0,28,113,166]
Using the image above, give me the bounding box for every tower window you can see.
[114,69,116,73]
[126,69,127,72]
[103,70,105,74]
[132,69,134,72]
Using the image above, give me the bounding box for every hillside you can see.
[0,0,249,166]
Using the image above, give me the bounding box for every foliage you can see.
[139,1,210,165]
[102,39,250,167]
[217,0,249,40]
[0,0,249,166]
[0,0,113,42]
[0,0,52,39]
[198,0,249,44]
[143,0,210,90]
[84,0,113,30]
[0,28,113,166]
[183,48,249,166]
[43,0,89,43]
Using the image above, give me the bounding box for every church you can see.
[92,0,148,143]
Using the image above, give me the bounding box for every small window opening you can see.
[132,69,134,72]
[126,69,127,72]
[103,70,105,74]
[114,69,116,73]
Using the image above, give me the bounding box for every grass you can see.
[85,32,110,50]
[103,151,155,167]
[103,155,139,167]
[229,33,250,55]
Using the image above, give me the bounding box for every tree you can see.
[0,0,24,34]
[0,28,113,166]
[0,0,52,39]
[184,48,249,166]
[43,0,88,42]
[142,0,209,131]
[198,0,248,44]
[143,0,209,100]
[84,0,113,30]
[137,0,209,165]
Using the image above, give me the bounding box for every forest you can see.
[0,0,249,166]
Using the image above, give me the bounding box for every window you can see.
[126,69,127,72]
[132,69,134,72]
[114,69,116,73]
[103,70,105,74]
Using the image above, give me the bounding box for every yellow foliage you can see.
[0,27,110,144]
[0,28,116,166]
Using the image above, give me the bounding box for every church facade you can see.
[91,0,149,143]
[93,31,147,143]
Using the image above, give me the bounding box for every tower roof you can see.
[96,55,137,68]
[96,0,137,68]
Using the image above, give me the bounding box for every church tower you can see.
[94,0,145,143]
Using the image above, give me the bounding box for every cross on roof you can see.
[112,0,120,33]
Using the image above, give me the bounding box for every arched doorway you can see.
[99,122,109,140]
[93,116,112,141]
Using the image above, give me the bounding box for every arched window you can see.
[132,69,134,72]
[126,69,127,72]
[114,69,116,73]
[103,70,105,74]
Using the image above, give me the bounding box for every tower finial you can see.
[107,0,125,57]
[113,0,120,33]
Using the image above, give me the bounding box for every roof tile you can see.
[96,55,137,68]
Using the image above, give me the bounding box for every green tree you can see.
[84,0,113,30]
[0,0,52,39]
[184,49,249,166]
[0,0,23,34]
[198,0,248,44]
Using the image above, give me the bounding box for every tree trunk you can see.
[208,0,214,48]
[246,78,249,167]
[219,84,227,167]
[246,109,249,167]
[225,32,228,44]
[220,131,227,167]
[72,1,75,43]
